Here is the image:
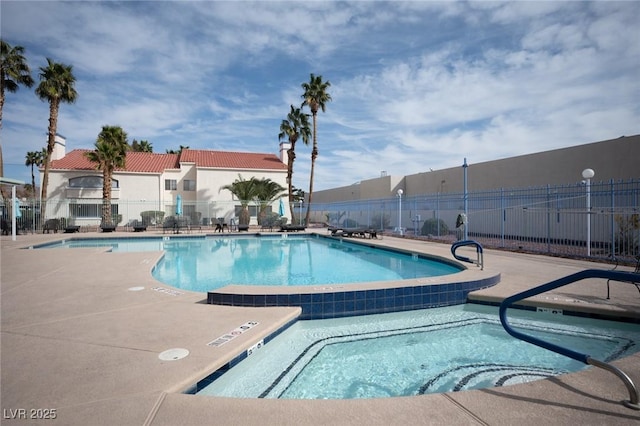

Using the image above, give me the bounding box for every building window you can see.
[183,179,196,191]
[69,203,119,218]
[69,176,119,189]
[165,179,177,190]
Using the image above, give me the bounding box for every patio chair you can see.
[188,217,202,233]
[162,216,176,234]
[215,217,228,232]
[606,255,640,299]
[43,218,61,234]
[175,216,189,234]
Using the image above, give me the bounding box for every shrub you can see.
[615,214,639,256]
[421,218,448,236]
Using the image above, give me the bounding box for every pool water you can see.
[195,304,640,399]
[37,236,462,291]
[153,236,461,291]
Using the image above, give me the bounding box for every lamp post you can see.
[463,158,468,240]
[582,168,595,257]
[397,189,403,236]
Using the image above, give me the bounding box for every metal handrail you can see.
[499,269,640,410]
[451,240,484,270]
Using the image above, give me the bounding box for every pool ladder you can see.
[499,269,640,410]
[451,240,483,270]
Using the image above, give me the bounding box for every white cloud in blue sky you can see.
[2,1,638,191]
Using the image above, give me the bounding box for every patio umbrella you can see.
[278,198,285,216]
[176,195,182,216]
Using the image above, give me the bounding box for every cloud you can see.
[1,0,638,191]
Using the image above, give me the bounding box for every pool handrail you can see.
[499,269,640,410]
[451,240,483,270]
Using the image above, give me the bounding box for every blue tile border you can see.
[207,273,501,320]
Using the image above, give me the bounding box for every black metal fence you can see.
[2,179,638,261]
[310,179,640,261]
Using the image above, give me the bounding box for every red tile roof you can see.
[180,149,287,170]
[49,149,286,173]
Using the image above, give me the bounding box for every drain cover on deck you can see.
[128,286,145,291]
[159,348,190,361]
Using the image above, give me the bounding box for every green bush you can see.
[615,214,639,256]
[421,218,448,236]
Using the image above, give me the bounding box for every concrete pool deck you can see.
[1,231,639,425]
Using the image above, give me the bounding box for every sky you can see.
[1,1,639,192]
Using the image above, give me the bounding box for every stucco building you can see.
[43,136,291,227]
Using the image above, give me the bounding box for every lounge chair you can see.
[100,221,116,232]
[280,224,306,232]
[330,227,379,239]
[131,220,147,232]
[64,225,81,233]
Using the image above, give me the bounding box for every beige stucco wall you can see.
[314,134,639,202]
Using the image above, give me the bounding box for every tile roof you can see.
[49,149,286,173]
[180,149,287,170]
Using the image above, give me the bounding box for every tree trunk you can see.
[305,111,318,226]
[30,164,35,196]
[287,142,296,218]
[102,168,112,225]
[40,100,60,222]
[0,88,5,197]
[0,88,4,177]
[240,206,250,225]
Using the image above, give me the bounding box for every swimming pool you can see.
[36,235,463,291]
[194,304,640,399]
[35,234,499,318]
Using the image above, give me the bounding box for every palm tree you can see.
[301,73,331,225]
[24,150,44,198]
[131,139,153,152]
[278,105,311,217]
[219,174,258,226]
[35,58,77,218]
[1,39,35,179]
[254,178,286,225]
[84,126,129,226]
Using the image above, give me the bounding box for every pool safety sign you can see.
[207,321,259,347]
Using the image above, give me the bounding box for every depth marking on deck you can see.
[151,286,184,296]
[207,321,259,347]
